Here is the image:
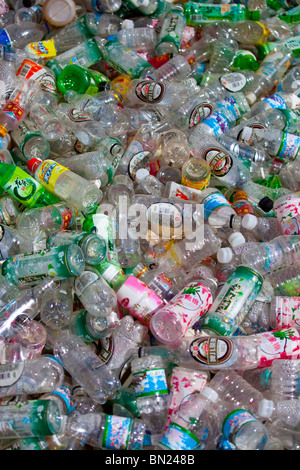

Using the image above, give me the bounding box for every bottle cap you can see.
[233,190,248,202]
[245,92,257,106]
[200,386,219,403]
[122,19,134,29]
[242,213,258,230]
[0,124,8,138]
[27,158,42,173]
[43,0,76,27]
[217,247,233,264]
[135,168,150,183]
[228,232,245,249]
[258,196,274,213]
[257,398,274,418]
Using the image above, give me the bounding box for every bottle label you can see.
[277,132,300,161]
[159,422,200,450]
[16,59,57,95]
[133,367,168,397]
[166,283,212,335]
[202,112,230,136]
[52,384,75,415]
[189,337,233,365]
[116,275,163,325]
[264,93,287,109]
[220,95,243,119]
[102,415,132,450]
[273,296,300,328]
[0,362,24,386]
[98,335,114,363]
[260,52,284,78]
[189,102,213,128]
[135,80,165,103]
[165,367,208,429]
[128,150,152,180]
[256,326,300,367]
[25,40,57,59]
[219,73,246,92]
[222,409,258,441]
[0,29,11,46]
[262,242,285,271]
[74,271,98,296]
[202,192,232,220]
[36,160,68,193]
[58,205,75,229]
[274,196,300,235]
[2,101,25,123]
[182,172,210,190]
[202,147,233,177]
[2,168,38,205]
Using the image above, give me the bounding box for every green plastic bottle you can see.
[231,50,260,71]
[57,64,110,95]
[183,2,259,26]
[0,162,60,209]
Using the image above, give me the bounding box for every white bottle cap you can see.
[291,93,300,109]
[135,168,150,183]
[122,19,134,29]
[240,126,253,143]
[257,398,274,419]
[228,232,245,249]
[245,92,257,106]
[200,386,219,403]
[217,247,233,263]
[43,0,76,27]
[242,213,258,230]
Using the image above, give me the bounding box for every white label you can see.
[0,362,24,386]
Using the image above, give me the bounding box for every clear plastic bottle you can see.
[98,316,148,376]
[0,20,47,48]
[241,235,300,273]
[273,193,300,236]
[209,370,268,417]
[40,278,74,330]
[269,359,300,402]
[132,262,180,303]
[241,213,284,241]
[245,125,300,162]
[80,0,122,13]
[51,330,121,404]
[111,26,157,52]
[27,157,103,214]
[280,65,300,94]
[158,386,219,451]
[73,269,117,317]
[65,411,145,449]
[0,223,33,260]
[279,158,300,190]
[135,168,164,197]
[0,355,64,397]
[250,91,300,117]
[0,399,66,439]
[131,354,169,441]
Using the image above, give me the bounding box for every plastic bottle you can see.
[65,411,145,450]
[43,0,76,27]
[73,269,117,317]
[131,354,169,441]
[39,278,74,330]
[11,117,50,161]
[0,399,66,439]
[57,64,110,95]
[181,157,211,191]
[99,261,164,326]
[209,370,268,417]
[51,330,121,404]
[80,0,122,13]
[27,157,103,214]
[245,125,300,162]
[0,21,48,48]
[113,26,157,52]
[15,201,77,242]
[273,193,300,235]
[97,316,148,376]
[15,3,44,23]
[155,4,186,55]
[241,213,284,241]
[1,243,85,286]
[135,168,164,197]
[158,386,218,450]
[132,262,180,303]
[240,235,300,274]
[149,281,213,345]
[0,355,64,397]
[137,333,262,370]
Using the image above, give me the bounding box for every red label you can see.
[3,101,25,122]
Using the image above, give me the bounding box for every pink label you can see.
[256,326,300,368]
[165,367,209,430]
[116,275,163,326]
[274,197,300,235]
[273,297,300,328]
[166,282,213,335]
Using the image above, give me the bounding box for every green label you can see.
[3,167,40,207]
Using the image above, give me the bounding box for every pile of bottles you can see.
[1,0,300,452]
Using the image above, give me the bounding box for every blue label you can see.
[202,112,230,136]
[202,192,231,220]
[264,93,287,109]
[222,409,257,441]
[133,368,168,397]
[52,384,75,414]
[0,29,11,46]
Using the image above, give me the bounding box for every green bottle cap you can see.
[57,64,92,94]
[245,9,260,20]
[233,54,259,71]
[257,43,271,60]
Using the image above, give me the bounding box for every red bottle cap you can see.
[27,158,42,173]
